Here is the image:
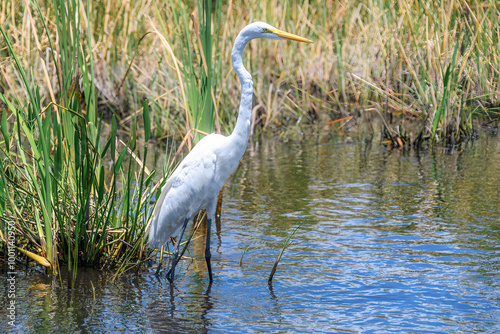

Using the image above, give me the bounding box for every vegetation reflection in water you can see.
[2,135,499,333]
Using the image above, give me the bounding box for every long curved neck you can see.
[230,33,254,143]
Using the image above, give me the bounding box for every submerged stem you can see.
[268,224,302,282]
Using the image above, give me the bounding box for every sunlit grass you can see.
[0,0,164,282]
[3,1,499,143]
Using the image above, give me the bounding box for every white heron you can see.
[148,21,311,283]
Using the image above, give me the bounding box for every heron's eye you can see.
[262,28,273,34]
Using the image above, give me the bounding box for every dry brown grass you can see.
[1,0,499,146]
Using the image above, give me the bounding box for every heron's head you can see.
[240,21,312,43]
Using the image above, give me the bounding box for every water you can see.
[2,135,500,333]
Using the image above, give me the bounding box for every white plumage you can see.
[148,132,242,248]
[148,22,311,283]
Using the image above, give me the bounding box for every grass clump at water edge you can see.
[0,0,165,282]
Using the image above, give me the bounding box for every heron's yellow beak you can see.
[269,28,313,43]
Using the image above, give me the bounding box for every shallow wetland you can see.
[1,1,500,332]
[2,133,499,333]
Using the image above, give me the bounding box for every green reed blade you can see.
[1,108,9,153]
[268,224,302,282]
[143,99,151,142]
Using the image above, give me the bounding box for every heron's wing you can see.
[151,177,173,221]
[168,150,218,204]
[152,134,225,223]
[148,150,218,247]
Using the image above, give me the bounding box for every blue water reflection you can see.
[2,138,499,333]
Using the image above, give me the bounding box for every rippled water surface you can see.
[2,136,500,333]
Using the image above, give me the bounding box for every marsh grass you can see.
[1,0,499,277]
[161,0,224,144]
[3,1,499,142]
[0,0,163,282]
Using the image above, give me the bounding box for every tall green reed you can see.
[159,0,223,143]
[0,0,156,281]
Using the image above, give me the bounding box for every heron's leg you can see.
[167,217,189,282]
[205,218,213,282]
[155,245,164,276]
